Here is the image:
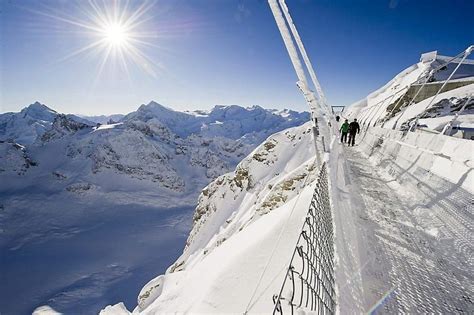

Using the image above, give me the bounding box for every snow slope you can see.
[0,101,309,314]
[101,122,321,314]
[99,53,474,315]
[344,60,430,120]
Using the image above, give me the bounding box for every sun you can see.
[102,22,129,47]
[30,0,161,78]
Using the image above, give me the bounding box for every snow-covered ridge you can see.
[0,101,309,197]
[0,101,95,145]
[1,101,310,314]
[101,122,319,314]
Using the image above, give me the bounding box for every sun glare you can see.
[33,0,161,78]
[103,23,129,46]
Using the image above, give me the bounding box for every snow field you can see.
[101,122,326,313]
[1,102,311,314]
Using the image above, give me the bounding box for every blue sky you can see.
[1,0,473,115]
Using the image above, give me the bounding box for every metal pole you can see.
[380,86,409,128]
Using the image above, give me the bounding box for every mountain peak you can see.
[26,101,55,112]
[140,101,171,111]
[21,102,57,121]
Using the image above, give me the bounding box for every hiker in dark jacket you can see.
[339,119,349,143]
[348,119,360,146]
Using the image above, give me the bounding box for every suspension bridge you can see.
[102,2,473,314]
[242,1,474,314]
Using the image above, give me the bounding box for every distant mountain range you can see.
[0,100,309,314]
[78,114,125,125]
[0,100,309,195]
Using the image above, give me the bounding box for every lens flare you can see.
[27,0,162,78]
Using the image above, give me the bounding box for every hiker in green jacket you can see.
[340,119,349,143]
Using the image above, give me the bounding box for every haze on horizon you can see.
[1,0,473,115]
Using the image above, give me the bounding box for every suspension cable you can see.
[441,93,473,135]
[267,0,323,164]
[410,46,473,131]
[392,45,473,130]
[278,0,331,116]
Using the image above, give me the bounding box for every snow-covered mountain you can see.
[123,101,308,143]
[99,51,474,315]
[0,102,58,145]
[0,101,309,194]
[101,121,319,314]
[0,101,309,314]
[79,114,125,124]
[0,102,95,145]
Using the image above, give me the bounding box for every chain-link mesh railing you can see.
[272,162,335,314]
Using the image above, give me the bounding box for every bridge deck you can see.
[330,137,473,313]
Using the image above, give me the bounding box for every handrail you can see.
[272,163,336,314]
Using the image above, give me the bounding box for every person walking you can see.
[339,119,349,143]
[348,118,360,146]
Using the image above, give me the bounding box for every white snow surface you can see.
[99,56,474,313]
[32,305,62,315]
[102,120,473,314]
[0,101,310,314]
[101,122,321,314]
[93,122,124,131]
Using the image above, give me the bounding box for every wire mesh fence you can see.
[272,162,336,314]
